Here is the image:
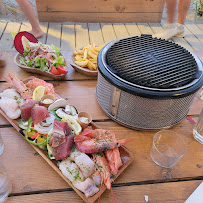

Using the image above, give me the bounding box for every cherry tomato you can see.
[57,65,67,74]
[50,66,60,75]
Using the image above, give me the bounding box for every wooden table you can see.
[0,51,203,203]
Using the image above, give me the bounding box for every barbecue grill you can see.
[96,35,203,130]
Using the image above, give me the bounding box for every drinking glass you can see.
[0,132,4,156]
[193,108,203,144]
[150,130,186,168]
[0,163,12,202]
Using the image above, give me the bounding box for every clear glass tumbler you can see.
[0,132,4,156]
[0,163,12,202]
[193,108,203,144]
[150,130,186,168]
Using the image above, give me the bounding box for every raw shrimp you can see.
[75,136,128,154]
[26,78,57,99]
[93,152,111,190]
[91,170,101,186]
[105,148,122,175]
[5,73,32,99]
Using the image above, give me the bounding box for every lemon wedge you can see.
[22,36,30,50]
[11,32,18,39]
[32,86,46,101]
[62,115,82,135]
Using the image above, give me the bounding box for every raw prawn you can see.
[75,136,128,154]
[93,152,111,190]
[26,78,58,99]
[5,73,32,99]
[75,127,130,154]
[105,147,122,175]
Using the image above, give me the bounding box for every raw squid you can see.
[0,88,21,100]
[58,158,99,197]
[0,98,21,119]
[69,149,95,178]
[58,159,84,183]
[0,88,22,119]
[73,178,99,198]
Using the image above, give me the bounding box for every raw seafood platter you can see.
[0,72,134,203]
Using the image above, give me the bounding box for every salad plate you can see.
[69,53,98,77]
[13,31,68,80]
[14,52,68,80]
[0,76,134,203]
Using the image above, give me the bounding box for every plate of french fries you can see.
[69,43,105,77]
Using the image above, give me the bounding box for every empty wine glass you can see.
[0,163,12,202]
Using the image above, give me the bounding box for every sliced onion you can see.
[34,123,53,134]
[41,114,55,127]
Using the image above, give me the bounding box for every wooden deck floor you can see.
[1,20,203,52]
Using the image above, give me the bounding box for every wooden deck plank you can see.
[61,22,75,52]
[0,20,7,39]
[88,23,104,46]
[125,23,141,36]
[185,22,203,45]
[19,22,31,32]
[46,22,61,47]
[0,22,21,51]
[100,23,116,44]
[183,25,203,51]
[38,22,49,44]
[75,23,90,49]
[148,23,164,34]
[137,23,154,35]
[113,23,129,39]
[5,180,202,203]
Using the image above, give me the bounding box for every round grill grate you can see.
[106,36,198,89]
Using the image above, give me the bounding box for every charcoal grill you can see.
[96,35,203,130]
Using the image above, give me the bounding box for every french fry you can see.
[74,43,105,70]
[75,60,88,67]
[94,44,105,51]
[77,50,84,55]
[88,51,97,59]
[90,48,98,56]
[75,55,83,62]
[87,60,95,70]
[89,59,97,64]
[83,48,88,60]
[88,60,97,70]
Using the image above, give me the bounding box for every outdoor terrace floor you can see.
[1,20,203,52]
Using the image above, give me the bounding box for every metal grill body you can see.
[96,72,196,130]
[96,36,203,130]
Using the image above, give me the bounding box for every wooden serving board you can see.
[14,53,68,80]
[0,78,134,203]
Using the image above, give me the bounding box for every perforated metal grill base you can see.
[96,72,196,130]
